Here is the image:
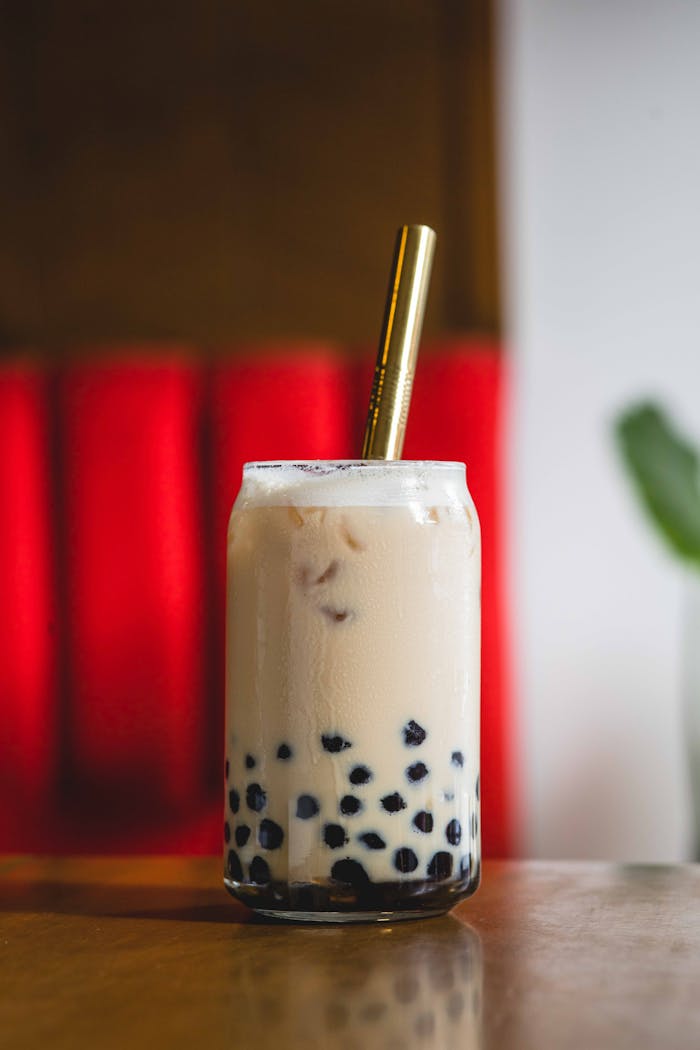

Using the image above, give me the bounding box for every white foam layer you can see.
[236,461,469,509]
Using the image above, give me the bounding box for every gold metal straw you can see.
[361,224,436,460]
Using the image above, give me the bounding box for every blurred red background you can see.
[0,343,511,856]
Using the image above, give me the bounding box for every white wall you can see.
[499,0,700,859]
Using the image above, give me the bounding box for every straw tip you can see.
[402,224,437,238]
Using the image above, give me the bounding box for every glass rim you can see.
[243,459,466,471]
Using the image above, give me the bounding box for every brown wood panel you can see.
[1,857,699,1049]
[0,1,499,354]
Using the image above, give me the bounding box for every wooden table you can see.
[1,857,698,1049]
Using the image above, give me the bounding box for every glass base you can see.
[224,862,479,924]
[250,906,450,925]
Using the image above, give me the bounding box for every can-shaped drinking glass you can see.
[223,461,480,922]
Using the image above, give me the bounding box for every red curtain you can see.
[0,344,511,856]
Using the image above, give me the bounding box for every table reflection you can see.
[226,914,482,1049]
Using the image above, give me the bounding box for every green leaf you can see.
[615,402,700,567]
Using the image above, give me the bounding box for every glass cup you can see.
[223,461,481,922]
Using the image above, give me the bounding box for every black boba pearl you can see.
[476,773,480,800]
[235,824,251,847]
[276,743,292,760]
[249,856,271,883]
[451,750,464,768]
[225,758,229,780]
[447,991,465,1021]
[224,821,231,843]
[349,765,373,785]
[245,753,256,769]
[406,761,429,783]
[381,792,407,813]
[228,788,240,814]
[360,1003,387,1022]
[246,783,267,812]
[296,794,320,819]
[412,811,434,834]
[321,733,352,753]
[415,1013,435,1039]
[358,832,386,850]
[403,720,427,746]
[394,975,420,1003]
[393,847,418,873]
[429,960,455,993]
[427,851,454,880]
[258,818,284,850]
[226,849,243,881]
[325,1002,349,1032]
[323,823,348,849]
[446,819,462,846]
[295,886,317,912]
[330,858,371,887]
[340,795,362,815]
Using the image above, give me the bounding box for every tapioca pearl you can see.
[381,792,407,813]
[246,783,267,812]
[258,818,284,850]
[451,750,464,768]
[393,847,418,873]
[446,818,462,846]
[406,761,429,783]
[226,849,243,881]
[359,1002,387,1022]
[321,733,352,753]
[296,794,320,819]
[224,821,231,843]
[447,991,465,1022]
[249,856,271,883]
[323,823,348,848]
[471,812,478,838]
[339,795,362,815]
[393,975,420,1004]
[245,753,256,769]
[358,832,386,850]
[324,1002,349,1032]
[330,858,371,887]
[349,765,372,785]
[235,824,251,847]
[225,758,229,780]
[294,886,317,912]
[403,719,427,746]
[412,811,434,834]
[476,773,480,800]
[429,961,455,993]
[276,742,292,760]
[228,788,240,814]
[415,1013,435,1039]
[427,851,454,880]
[442,790,455,802]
